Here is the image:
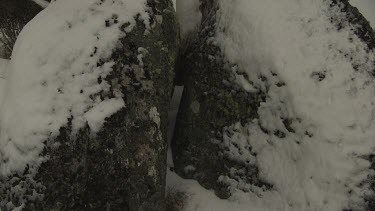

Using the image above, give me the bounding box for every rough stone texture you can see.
[173,0,268,199]
[331,0,375,50]
[0,0,178,210]
[331,1,375,210]
[172,0,375,206]
[0,0,43,59]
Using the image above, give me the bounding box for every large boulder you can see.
[0,0,178,210]
[173,0,266,199]
[173,0,375,210]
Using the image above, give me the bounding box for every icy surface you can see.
[172,0,176,10]
[171,0,375,210]
[0,0,148,176]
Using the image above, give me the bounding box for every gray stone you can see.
[172,1,375,209]
[0,0,178,210]
[173,0,267,199]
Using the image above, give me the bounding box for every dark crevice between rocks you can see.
[171,0,271,200]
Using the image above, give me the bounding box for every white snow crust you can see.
[0,0,148,177]
[84,98,125,133]
[169,0,375,210]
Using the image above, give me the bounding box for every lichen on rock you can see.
[173,0,267,199]
[0,0,178,210]
[172,0,375,210]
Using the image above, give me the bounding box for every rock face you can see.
[329,2,375,208]
[173,0,375,209]
[0,0,42,59]
[0,0,178,210]
[331,0,375,50]
[173,0,267,199]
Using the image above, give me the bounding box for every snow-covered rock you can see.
[172,0,375,210]
[0,0,178,210]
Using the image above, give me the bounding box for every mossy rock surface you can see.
[173,0,266,199]
[172,0,375,204]
[0,0,178,210]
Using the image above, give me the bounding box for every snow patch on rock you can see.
[170,0,375,210]
[84,98,125,133]
[0,0,148,177]
[149,106,161,127]
[212,0,375,210]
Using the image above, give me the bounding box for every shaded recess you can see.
[0,0,43,59]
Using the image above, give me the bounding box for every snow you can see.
[0,0,148,177]
[170,0,375,210]
[84,98,125,133]
[176,0,201,36]
[215,0,375,210]
[172,0,176,11]
[149,107,161,127]
[167,169,279,211]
